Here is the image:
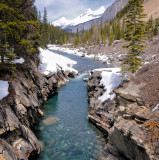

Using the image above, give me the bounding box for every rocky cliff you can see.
[87,67,159,160]
[0,57,77,160]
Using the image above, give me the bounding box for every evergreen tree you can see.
[41,7,49,48]
[74,28,80,47]
[59,36,64,45]
[109,28,113,46]
[107,22,110,40]
[122,0,146,73]
[83,32,88,46]
[121,19,125,38]
[154,19,158,36]
[115,21,122,40]
[64,34,68,44]
[103,24,107,45]
[0,0,40,76]
[74,34,77,47]
[147,16,154,41]
[38,11,42,22]
[97,35,100,45]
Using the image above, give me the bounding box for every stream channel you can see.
[32,49,108,160]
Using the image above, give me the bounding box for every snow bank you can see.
[48,45,84,57]
[98,68,123,102]
[48,45,112,64]
[0,81,9,100]
[38,48,78,75]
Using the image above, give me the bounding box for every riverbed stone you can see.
[42,117,60,126]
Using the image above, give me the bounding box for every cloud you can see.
[35,0,115,22]
[35,0,86,21]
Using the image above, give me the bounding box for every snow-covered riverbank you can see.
[38,48,78,75]
[48,45,112,65]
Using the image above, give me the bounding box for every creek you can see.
[32,50,108,160]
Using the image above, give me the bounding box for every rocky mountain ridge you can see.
[53,0,159,33]
[144,0,159,21]
[52,6,106,30]
[64,0,128,32]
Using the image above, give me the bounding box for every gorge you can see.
[1,0,159,159]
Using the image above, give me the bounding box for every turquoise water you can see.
[32,51,108,160]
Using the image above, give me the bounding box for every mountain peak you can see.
[52,17,70,28]
[59,17,68,21]
[94,6,106,15]
[84,8,92,14]
[52,6,106,29]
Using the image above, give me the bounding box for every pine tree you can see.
[115,21,122,40]
[97,35,100,45]
[0,0,40,76]
[121,0,146,73]
[41,7,49,48]
[59,36,64,45]
[103,24,107,45]
[74,36,76,47]
[64,34,68,44]
[109,28,113,46]
[76,28,80,44]
[74,28,80,47]
[154,19,158,36]
[83,32,88,46]
[147,16,154,41]
[107,22,111,40]
[121,19,125,38]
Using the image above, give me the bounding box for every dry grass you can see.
[132,63,159,108]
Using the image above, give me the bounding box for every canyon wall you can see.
[87,69,159,160]
[0,57,77,160]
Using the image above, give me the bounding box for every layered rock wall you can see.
[87,70,159,160]
[0,58,77,160]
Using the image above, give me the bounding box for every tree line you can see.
[38,8,73,48]
[70,0,159,73]
[72,12,159,48]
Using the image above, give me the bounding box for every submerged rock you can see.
[38,140,45,151]
[42,117,59,126]
[48,138,55,147]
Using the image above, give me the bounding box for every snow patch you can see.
[151,104,159,112]
[13,58,24,64]
[0,81,9,100]
[98,68,123,102]
[0,57,25,64]
[38,48,78,75]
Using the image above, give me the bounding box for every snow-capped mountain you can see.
[52,6,106,29]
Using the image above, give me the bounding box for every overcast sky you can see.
[35,0,115,22]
